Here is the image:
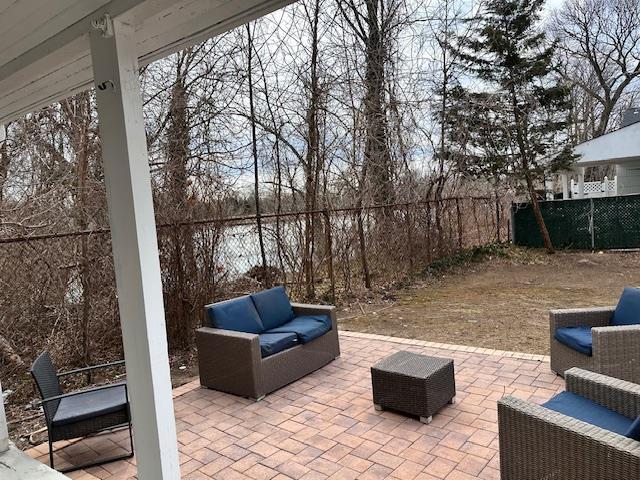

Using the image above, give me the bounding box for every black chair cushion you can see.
[52,385,128,427]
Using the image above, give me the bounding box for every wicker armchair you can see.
[498,368,640,480]
[550,306,640,383]
[30,352,133,473]
[197,302,340,400]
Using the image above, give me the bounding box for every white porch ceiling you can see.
[574,121,640,167]
[0,0,294,125]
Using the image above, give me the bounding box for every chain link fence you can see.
[0,197,508,366]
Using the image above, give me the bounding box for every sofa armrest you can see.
[498,395,640,480]
[291,302,335,316]
[195,327,262,398]
[565,367,640,418]
[550,306,614,331]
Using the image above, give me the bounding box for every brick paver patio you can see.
[29,331,564,479]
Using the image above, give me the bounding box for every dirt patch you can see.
[338,247,640,354]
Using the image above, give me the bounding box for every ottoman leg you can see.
[374,404,383,412]
[420,416,433,424]
[448,397,456,405]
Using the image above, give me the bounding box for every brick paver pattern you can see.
[29,331,564,480]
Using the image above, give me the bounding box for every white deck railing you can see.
[571,176,617,198]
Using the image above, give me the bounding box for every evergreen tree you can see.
[452,0,575,253]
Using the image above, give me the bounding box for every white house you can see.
[557,108,640,200]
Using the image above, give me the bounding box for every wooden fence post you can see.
[456,198,463,251]
[357,209,371,289]
[426,202,432,262]
[496,197,501,242]
[323,209,336,302]
[405,204,414,273]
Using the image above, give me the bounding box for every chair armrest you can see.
[58,360,126,378]
[593,324,640,354]
[498,395,640,479]
[195,327,262,398]
[565,367,640,418]
[549,307,614,331]
[42,381,127,404]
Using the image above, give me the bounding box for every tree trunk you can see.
[363,0,393,205]
[165,51,196,347]
[247,24,269,286]
[526,173,554,254]
[302,0,322,299]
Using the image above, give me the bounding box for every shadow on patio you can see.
[28,332,562,480]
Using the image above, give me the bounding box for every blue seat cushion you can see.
[265,316,331,343]
[259,332,298,358]
[627,417,640,441]
[554,326,593,356]
[250,286,295,330]
[297,314,331,329]
[206,296,264,334]
[612,287,640,326]
[53,384,128,427]
[543,391,633,436]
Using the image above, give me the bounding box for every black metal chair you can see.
[30,352,134,473]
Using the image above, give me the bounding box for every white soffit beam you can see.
[0,0,294,124]
[574,122,640,166]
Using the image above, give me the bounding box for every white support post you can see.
[603,176,609,196]
[89,18,180,480]
[578,168,585,199]
[544,178,554,200]
[0,381,9,453]
[561,173,569,200]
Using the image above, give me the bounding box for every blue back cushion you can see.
[543,391,633,436]
[206,296,264,334]
[612,287,640,326]
[554,326,593,356]
[626,417,640,441]
[250,286,295,330]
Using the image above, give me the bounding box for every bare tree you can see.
[552,0,640,138]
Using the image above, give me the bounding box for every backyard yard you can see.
[339,247,640,354]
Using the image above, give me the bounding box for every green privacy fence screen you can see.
[512,194,640,250]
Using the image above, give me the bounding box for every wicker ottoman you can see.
[371,351,455,424]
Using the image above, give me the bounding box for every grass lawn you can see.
[338,246,640,354]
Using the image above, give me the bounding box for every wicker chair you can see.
[498,368,640,480]
[30,352,133,473]
[550,306,640,383]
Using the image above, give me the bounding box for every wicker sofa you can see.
[550,305,640,383]
[498,368,640,480]
[196,287,340,400]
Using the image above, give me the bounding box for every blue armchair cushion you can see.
[259,332,298,358]
[250,286,295,330]
[53,384,128,427]
[206,296,264,334]
[554,326,593,356]
[626,417,640,441]
[611,287,640,326]
[265,316,330,343]
[543,391,633,436]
